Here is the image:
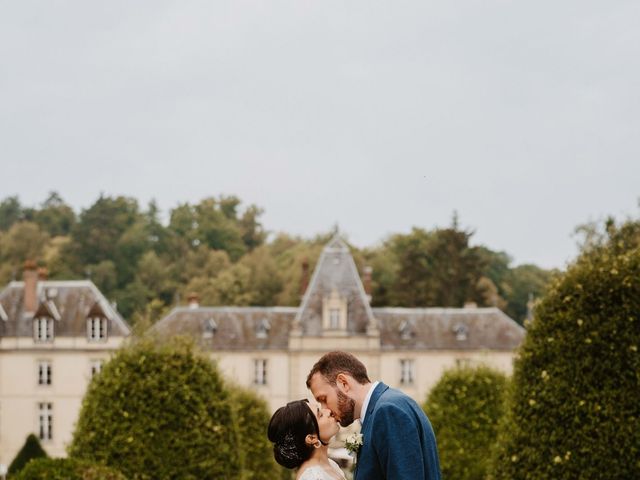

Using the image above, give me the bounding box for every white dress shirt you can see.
[359,381,380,425]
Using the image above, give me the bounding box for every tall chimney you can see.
[363,266,372,304]
[300,258,310,298]
[23,260,38,314]
[187,292,200,309]
[38,267,49,281]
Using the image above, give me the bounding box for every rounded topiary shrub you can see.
[68,337,240,479]
[227,384,283,480]
[490,220,640,479]
[423,364,508,480]
[15,458,125,480]
[8,434,48,476]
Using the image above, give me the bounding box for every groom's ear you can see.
[336,373,351,392]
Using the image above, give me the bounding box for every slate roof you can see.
[155,307,298,350]
[294,234,376,335]
[0,280,130,338]
[155,235,525,351]
[374,307,524,350]
[156,305,523,351]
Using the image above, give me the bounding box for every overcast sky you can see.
[1,1,638,269]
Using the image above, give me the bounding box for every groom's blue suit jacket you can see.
[355,383,441,480]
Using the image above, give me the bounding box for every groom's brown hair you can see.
[306,351,371,387]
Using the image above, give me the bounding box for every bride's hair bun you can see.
[267,400,321,469]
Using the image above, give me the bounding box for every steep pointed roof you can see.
[293,234,376,335]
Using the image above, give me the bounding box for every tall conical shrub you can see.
[490,219,640,479]
[424,365,508,480]
[8,434,48,476]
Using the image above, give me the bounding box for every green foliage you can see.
[68,337,241,479]
[227,384,282,480]
[424,365,508,480]
[15,458,125,480]
[0,196,23,231]
[379,225,487,307]
[33,192,76,237]
[0,193,550,325]
[490,218,640,479]
[8,434,48,476]
[503,264,555,323]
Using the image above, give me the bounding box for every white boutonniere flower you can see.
[345,432,363,455]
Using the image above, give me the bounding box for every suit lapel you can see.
[355,383,389,480]
[361,382,388,431]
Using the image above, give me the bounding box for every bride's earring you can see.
[314,440,322,449]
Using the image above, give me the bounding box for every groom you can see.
[307,351,441,480]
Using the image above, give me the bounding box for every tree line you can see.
[0,192,554,324]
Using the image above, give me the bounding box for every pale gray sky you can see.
[1,1,639,269]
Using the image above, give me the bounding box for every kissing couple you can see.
[268,351,442,480]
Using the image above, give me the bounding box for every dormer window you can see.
[399,320,414,340]
[34,317,54,343]
[87,317,108,342]
[329,309,340,329]
[203,318,217,339]
[256,318,270,339]
[453,323,468,341]
[322,289,347,332]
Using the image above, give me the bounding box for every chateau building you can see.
[0,262,130,465]
[156,235,525,413]
[0,235,525,465]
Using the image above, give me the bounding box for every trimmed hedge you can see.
[8,434,48,476]
[15,458,125,480]
[423,365,508,480]
[227,384,283,480]
[68,337,240,479]
[490,219,640,479]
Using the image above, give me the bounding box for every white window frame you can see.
[87,317,108,342]
[38,361,52,386]
[34,317,54,343]
[254,359,267,385]
[400,359,414,385]
[90,359,104,377]
[38,402,53,441]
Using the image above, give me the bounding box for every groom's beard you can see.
[336,389,356,427]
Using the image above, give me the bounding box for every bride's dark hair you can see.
[267,399,325,469]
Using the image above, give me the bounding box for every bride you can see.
[268,399,346,480]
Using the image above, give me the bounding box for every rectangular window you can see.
[329,308,340,329]
[34,318,54,342]
[400,359,414,385]
[90,360,104,377]
[254,359,267,385]
[87,317,108,341]
[38,361,52,386]
[38,402,53,441]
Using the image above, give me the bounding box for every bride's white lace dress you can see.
[298,459,346,480]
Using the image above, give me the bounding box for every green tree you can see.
[68,337,240,480]
[0,196,23,231]
[8,434,48,476]
[0,222,49,265]
[168,197,247,260]
[387,225,485,307]
[33,192,76,237]
[503,264,554,324]
[15,458,125,480]
[227,384,282,480]
[66,195,141,268]
[424,366,508,480]
[489,218,640,479]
